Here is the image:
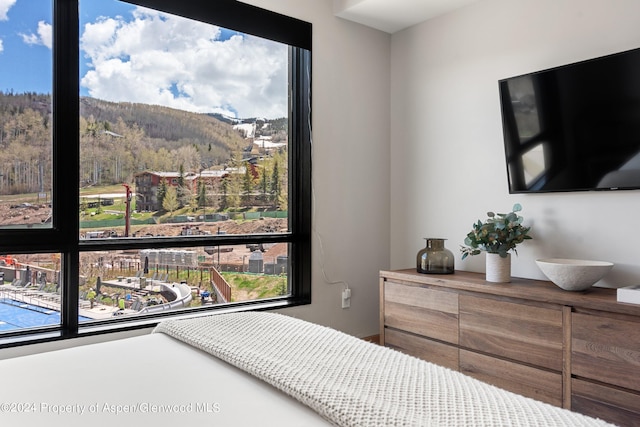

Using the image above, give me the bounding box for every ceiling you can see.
[334,0,481,34]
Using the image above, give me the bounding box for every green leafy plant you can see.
[460,203,532,259]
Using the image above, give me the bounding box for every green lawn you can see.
[222,272,287,301]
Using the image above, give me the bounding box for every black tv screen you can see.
[499,47,640,193]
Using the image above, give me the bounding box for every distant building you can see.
[134,170,231,211]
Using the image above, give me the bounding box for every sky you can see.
[0,0,288,118]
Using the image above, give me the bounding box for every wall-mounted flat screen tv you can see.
[499,47,640,193]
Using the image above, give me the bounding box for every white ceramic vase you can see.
[486,252,511,283]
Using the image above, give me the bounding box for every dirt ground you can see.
[129,217,287,237]
[0,202,51,226]
[0,202,287,237]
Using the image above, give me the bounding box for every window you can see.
[507,76,540,141]
[502,75,550,191]
[0,0,311,344]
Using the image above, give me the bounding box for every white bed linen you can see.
[156,312,616,427]
[0,332,332,427]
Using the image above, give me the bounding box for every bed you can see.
[0,311,615,427]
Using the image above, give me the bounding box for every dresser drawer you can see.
[572,312,640,393]
[572,379,640,427]
[384,281,458,344]
[460,350,562,406]
[459,295,563,371]
[385,328,458,370]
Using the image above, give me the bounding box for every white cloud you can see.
[0,0,16,54]
[80,7,288,119]
[0,0,16,21]
[20,20,52,49]
[37,21,52,48]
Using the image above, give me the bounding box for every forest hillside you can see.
[0,92,285,194]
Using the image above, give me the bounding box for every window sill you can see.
[0,297,307,351]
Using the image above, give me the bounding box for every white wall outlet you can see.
[342,288,351,309]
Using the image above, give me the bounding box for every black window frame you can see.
[0,0,311,348]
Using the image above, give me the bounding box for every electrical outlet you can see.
[342,288,351,309]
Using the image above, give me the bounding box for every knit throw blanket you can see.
[154,312,614,427]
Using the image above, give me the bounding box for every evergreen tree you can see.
[261,160,269,200]
[242,164,253,205]
[176,164,189,207]
[270,159,280,204]
[197,179,206,208]
[220,177,229,210]
[177,164,185,186]
[157,178,168,211]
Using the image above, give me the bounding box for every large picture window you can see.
[0,0,311,344]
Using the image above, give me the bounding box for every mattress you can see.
[0,332,331,427]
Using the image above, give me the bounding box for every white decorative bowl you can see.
[535,258,613,291]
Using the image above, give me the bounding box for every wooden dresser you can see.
[380,269,640,426]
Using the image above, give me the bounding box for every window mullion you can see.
[61,251,79,334]
[289,47,312,303]
[53,0,80,334]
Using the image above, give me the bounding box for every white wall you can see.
[0,0,391,359]
[390,0,640,287]
[255,0,390,335]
